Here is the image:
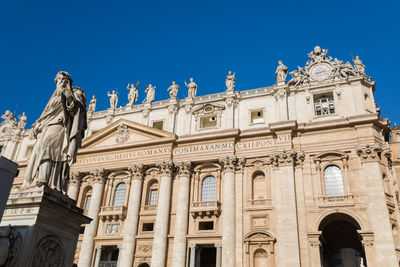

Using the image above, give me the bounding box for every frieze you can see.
[174,142,234,155]
[104,223,120,235]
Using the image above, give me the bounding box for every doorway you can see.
[197,245,216,267]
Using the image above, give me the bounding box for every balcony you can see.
[317,194,355,207]
[190,201,221,218]
[99,206,127,222]
[140,205,157,215]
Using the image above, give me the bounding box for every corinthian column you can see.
[67,171,82,201]
[119,165,145,267]
[219,156,237,267]
[151,161,174,267]
[78,169,108,267]
[172,161,192,267]
[269,150,300,266]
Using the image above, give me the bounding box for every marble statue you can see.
[167,81,179,99]
[185,78,197,99]
[275,61,288,83]
[307,45,331,64]
[23,71,87,193]
[127,82,139,106]
[18,112,27,129]
[353,56,365,74]
[1,110,16,124]
[143,84,156,103]
[88,96,96,113]
[225,71,236,91]
[108,90,118,109]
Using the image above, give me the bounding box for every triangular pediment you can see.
[81,119,176,150]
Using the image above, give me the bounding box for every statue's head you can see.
[355,56,360,60]
[112,90,115,94]
[190,78,193,82]
[54,71,72,88]
[172,81,176,85]
[92,95,96,99]
[313,46,322,55]
[228,71,232,75]
[278,60,283,64]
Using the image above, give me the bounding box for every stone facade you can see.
[1,47,400,266]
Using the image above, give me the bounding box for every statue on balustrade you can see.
[185,78,197,99]
[23,71,87,193]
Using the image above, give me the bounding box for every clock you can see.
[309,63,332,81]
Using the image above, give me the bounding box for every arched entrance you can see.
[319,213,367,267]
[138,263,150,267]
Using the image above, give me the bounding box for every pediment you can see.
[82,119,175,150]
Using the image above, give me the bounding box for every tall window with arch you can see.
[113,182,126,206]
[201,176,216,202]
[83,187,92,212]
[323,165,344,196]
[147,181,159,206]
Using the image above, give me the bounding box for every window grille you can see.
[314,95,335,116]
[113,182,126,206]
[201,176,216,201]
[324,165,344,196]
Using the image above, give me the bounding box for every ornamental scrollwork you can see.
[128,164,145,180]
[175,161,192,178]
[356,144,382,162]
[90,168,109,184]
[219,156,237,173]
[69,171,83,186]
[156,161,174,175]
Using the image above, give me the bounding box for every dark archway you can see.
[319,213,367,267]
[138,263,150,267]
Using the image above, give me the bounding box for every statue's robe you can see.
[24,87,87,193]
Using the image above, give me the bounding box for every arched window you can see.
[83,188,92,211]
[147,181,158,206]
[201,176,216,201]
[324,165,344,196]
[113,182,126,206]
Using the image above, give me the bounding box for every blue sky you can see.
[1,0,399,127]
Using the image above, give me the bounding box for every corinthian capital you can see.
[157,160,174,175]
[128,164,145,180]
[175,161,192,178]
[90,169,109,184]
[219,156,237,173]
[356,144,382,162]
[69,171,83,186]
[269,150,297,167]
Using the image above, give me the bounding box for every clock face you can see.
[310,64,332,81]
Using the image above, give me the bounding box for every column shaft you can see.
[171,166,191,267]
[222,170,235,266]
[119,165,144,267]
[78,170,107,267]
[67,183,80,201]
[216,245,222,267]
[93,247,102,267]
[151,162,173,267]
[189,246,196,267]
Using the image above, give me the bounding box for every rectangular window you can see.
[199,221,214,230]
[251,110,264,123]
[152,121,164,130]
[142,222,154,232]
[149,189,158,206]
[314,94,335,116]
[85,195,92,211]
[25,146,33,158]
[200,116,217,128]
[397,152,400,159]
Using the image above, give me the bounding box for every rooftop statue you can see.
[185,78,197,99]
[353,56,366,74]
[225,71,236,91]
[108,90,118,109]
[143,84,156,103]
[1,110,16,124]
[168,81,179,99]
[88,95,96,113]
[275,61,288,83]
[127,81,140,106]
[18,112,27,129]
[24,71,87,193]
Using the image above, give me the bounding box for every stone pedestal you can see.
[0,185,90,267]
[0,156,18,220]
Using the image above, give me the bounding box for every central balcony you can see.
[190,201,221,218]
[99,206,127,222]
